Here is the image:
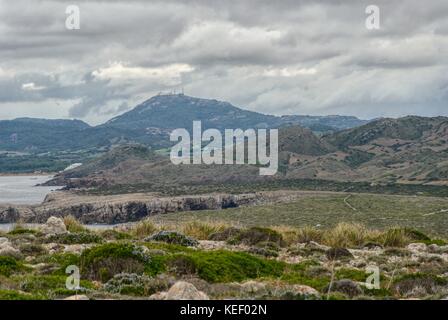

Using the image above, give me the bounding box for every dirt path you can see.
[343,194,358,211]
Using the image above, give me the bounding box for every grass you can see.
[0,256,26,276]
[179,221,230,240]
[148,192,448,237]
[63,215,87,233]
[129,220,158,239]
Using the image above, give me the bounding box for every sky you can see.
[0,0,448,125]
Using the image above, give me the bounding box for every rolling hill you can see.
[45,115,448,193]
[0,94,368,154]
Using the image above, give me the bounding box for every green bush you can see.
[18,275,93,297]
[166,250,285,283]
[101,229,132,241]
[46,232,103,244]
[392,273,448,296]
[80,243,151,282]
[104,273,172,296]
[38,253,81,275]
[0,289,43,300]
[19,243,47,256]
[228,227,284,246]
[8,228,38,235]
[0,256,25,276]
[145,231,199,247]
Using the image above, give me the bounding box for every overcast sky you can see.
[0,0,447,125]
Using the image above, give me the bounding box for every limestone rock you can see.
[41,216,67,235]
[149,292,167,300]
[165,281,209,300]
[241,281,267,294]
[289,284,321,298]
[0,237,21,259]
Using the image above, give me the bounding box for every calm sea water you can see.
[0,175,61,205]
[0,175,121,231]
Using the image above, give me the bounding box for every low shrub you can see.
[130,220,158,239]
[18,275,93,297]
[46,232,103,244]
[80,243,151,282]
[322,223,370,248]
[18,243,47,256]
[380,228,411,247]
[8,227,38,235]
[181,221,229,240]
[104,273,173,296]
[0,289,42,300]
[208,227,241,241]
[159,250,285,283]
[100,229,132,241]
[0,256,25,276]
[228,227,284,246]
[63,215,86,233]
[326,248,353,260]
[145,231,199,247]
[392,273,448,297]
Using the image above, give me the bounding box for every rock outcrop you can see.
[157,281,209,300]
[40,217,67,235]
[0,191,275,224]
[0,237,21,259]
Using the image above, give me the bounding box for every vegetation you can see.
[0,220,447,300]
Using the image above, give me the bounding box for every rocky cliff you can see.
[0,191,266,224]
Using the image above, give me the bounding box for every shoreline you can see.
[0,172,57,177]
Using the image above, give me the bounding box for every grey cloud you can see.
[0,0,447,123]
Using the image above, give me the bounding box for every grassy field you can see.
[148,192,448,237]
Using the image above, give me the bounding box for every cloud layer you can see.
[0,0,447,124]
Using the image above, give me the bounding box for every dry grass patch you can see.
[130,220,158,239]
[321,223,369,248]
[63,215,86,233]
[179,221,230,240]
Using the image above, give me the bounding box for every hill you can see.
[46,115,448,191]
[0,118,90,152]
[0,95,368,155]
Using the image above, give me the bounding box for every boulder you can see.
[289,284,321,299]
[164,281,209,300]
[241,281,267,294]
[406,243,427,252]
[149,292,167,300]
[41,216,67,235]
[0,237,21,259]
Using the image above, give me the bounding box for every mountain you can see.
[323,116,444,148]
[278,126,334,155]
[317,116,448,183]
[0,118,90,152]
[104,94,278,131]
[0,94,369,154]
[46,115,448,190]
[279,115,369,133]
[104,94,369,133]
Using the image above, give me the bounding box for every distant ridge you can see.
[0,94,369,153]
